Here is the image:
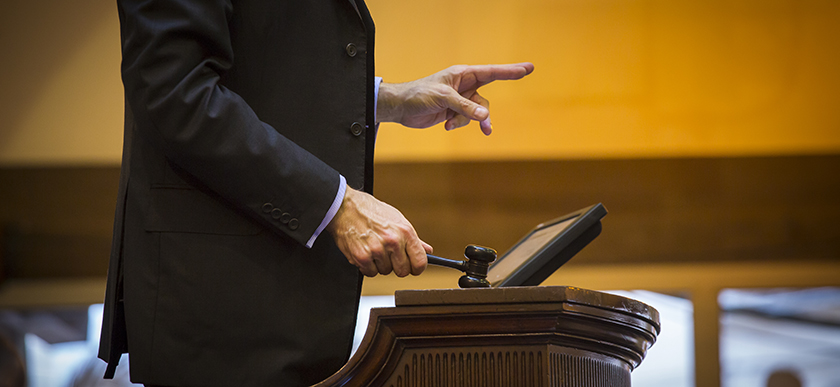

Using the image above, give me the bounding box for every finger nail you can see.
[476,106,489,119]
[481,118,492,135]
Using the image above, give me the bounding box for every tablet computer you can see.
[487,203,607,287]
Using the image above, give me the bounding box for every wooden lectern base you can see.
[315,286,660,387]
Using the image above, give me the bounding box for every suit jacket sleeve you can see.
[118,0,340,245]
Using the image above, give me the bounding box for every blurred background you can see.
[1,0,838,386]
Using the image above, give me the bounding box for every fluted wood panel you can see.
[549,352,630,387]
[383,348,633,387]
[386,350,545,387]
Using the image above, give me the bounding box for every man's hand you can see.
[377,62,535,135]
[326,186,432,277]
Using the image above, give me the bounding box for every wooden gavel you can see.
[426,245,497,288]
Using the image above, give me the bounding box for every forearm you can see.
[121,0,341,245]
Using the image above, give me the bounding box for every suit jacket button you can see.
[262,203,274,213]
[280,212,292,224]
[345,43,357,57]
[350,122,364,136]
[270,208,283,220]
[288,218,300,230]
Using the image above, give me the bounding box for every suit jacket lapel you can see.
[347,0,361,19]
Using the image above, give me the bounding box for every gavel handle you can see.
[426,254,467,273]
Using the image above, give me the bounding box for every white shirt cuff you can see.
[374,76,383,122]
[305,175,346,248]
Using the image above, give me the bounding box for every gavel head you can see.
[458,245,498,288]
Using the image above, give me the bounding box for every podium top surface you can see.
[395,286,659,328]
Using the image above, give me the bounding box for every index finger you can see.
[406,237,428,276]
[461,62,535,90]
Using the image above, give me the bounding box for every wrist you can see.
[376,82,404,123]
[327,185,359,235]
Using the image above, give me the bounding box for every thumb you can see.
[445,89,489,122]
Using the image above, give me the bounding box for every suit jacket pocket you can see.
[145,186,263,236]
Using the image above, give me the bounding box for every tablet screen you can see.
[486,218,576,284]
[487,203,607,287]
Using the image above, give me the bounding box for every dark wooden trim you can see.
[2,155,838,279]
[373,155,840,266]
[0,167,119,278]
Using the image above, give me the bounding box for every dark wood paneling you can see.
[373,155,840,266]
[0,167,119,278]
[1,155,838,279]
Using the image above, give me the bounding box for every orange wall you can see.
[369,0,840,161]
[1,0,839,165]
[0,1,123,166]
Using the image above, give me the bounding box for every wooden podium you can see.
[314,286,660,387]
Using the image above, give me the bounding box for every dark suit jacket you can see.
[99,0,376,385]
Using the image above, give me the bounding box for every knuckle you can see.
[367,245,385,259]
[396,223,414,235]
[380,233,401,249]
[351,247,373,265]
[354,256,372,268]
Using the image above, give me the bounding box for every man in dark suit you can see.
[99,0,533,385]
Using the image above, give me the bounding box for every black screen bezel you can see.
[489,203,607,287]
